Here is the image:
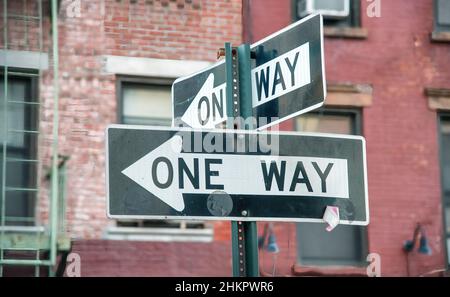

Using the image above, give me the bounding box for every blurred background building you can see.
[0,0,449,276]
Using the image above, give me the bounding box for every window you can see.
[0,74,38,226]
[295,108,368,266]
[435,0,450,33]
[118,77,173,126]
[293,0,361,28]
[439,114,450,268]
[112,76,210,240]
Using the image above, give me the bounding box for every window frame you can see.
[112,75,212,240]
[115,75,174,125]
[115,75,174,228]
[0,70,39,225]
[294,107,363,135]
[438,112,450,270]
[434,0,450,33]
[294,107,369,267]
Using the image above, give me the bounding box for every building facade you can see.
[1,0,450,276]
[247,0,450,277]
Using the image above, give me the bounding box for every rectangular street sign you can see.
[172,13,326,130]
[106,125,368,225]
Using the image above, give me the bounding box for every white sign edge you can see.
[105,124,369,226]
[171,60,226,128]
[171,13,327,131]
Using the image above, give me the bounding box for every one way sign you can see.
[106,125,368,225]
[172,13,326,130]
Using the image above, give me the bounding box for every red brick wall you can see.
[0,0,50,51]
[104,0,242,60]
[69,239,232,276]
[40,0,243,238]
[246,0,450,276]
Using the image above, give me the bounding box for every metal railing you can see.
[0,0,69,277]
[0,156,70,276]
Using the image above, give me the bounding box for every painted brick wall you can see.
[1,0,241,236]
[36,0,242,238]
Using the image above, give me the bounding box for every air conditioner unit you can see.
[298,0,350,19]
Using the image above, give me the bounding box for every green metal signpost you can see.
[224,42,259,277]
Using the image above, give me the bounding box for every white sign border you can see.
[170,13,327,131]
[105,124,369,226]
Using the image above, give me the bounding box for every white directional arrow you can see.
[181,73,227,129]
[121,135,350,212]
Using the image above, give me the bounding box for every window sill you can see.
[326,83,373,107]
[291,264,367,276]
[0,49,49,70]
[425,87,450,111]
[104,226,214,243]
[324,26,368,39]
[431,31,450,43]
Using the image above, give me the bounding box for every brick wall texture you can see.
[12,0,242,238]
[247,0,450,277]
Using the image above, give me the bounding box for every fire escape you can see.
[0,0,70,276]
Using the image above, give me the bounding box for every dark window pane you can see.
[295,109,368,266]
[0,79,28,148]
[439,115,450,265]
[0,76,37,226]
[445,206,450,234]
[441,118,450,196]
[297,224,367,266]
[437,0,450,26]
